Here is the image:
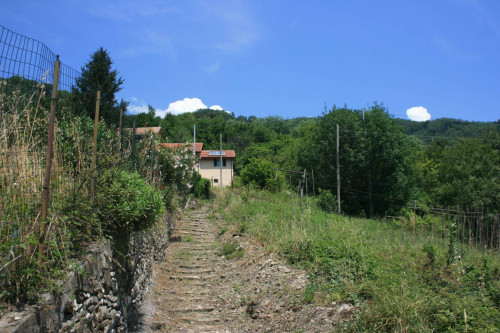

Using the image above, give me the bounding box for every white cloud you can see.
[128,103,148,114]
[406,106,431,122]
[166,98,207,115]
[128,98,227,118]
[127,102,170,118]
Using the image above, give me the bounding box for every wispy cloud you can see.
[91,0,175,22]
[123,30,177,59]
[452,0,500,38]
[200,59,222,74]
[197,0,260,55]
[432,34,482,61]
[85,0,260,71]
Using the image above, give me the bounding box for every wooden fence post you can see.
[39,56,61,261]
[90,90,100,203]
[336,124,341,214]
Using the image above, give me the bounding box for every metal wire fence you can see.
[0,23,80,238]
[0,25,86,303]
[279,168,500,251]
[0,24,80,91]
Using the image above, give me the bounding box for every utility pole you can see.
[363,109,374,218]
[193,125,196,157]
[219,133,223,188]
[336,124,341,214]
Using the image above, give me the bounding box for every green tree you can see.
[128,105,161,127]
[298,107,366,214]
[241,158,283,191]
[364,105,419,215]
[298,105,417,215]
[73,47,124,126]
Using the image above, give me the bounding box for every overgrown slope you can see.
[216,187,500,332]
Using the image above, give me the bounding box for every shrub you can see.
[191,171,211,199]
[95,168,164,232]
[316,188,337,213]
[240,158,283,191]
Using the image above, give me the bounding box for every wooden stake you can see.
[90,90,100,203]
[39,56,60,261]
[336,124,341,214]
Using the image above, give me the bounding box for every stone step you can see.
[176,226,209,231]
[165,296,210,303]
[175,232,211,237]
[186,327,229,333]
[168,275,203,281]
[178,244,211,248]
[177,317,220,325]
[176,312,220,323]
[167,281,209,287]
[185,222,206,226]
[160,290,211,297]
[174,233,215,240]
[178,248,211,252]
[170,306,215,313]
[172,325,226,333]
[179,264,205,269]
[166,268,214,274]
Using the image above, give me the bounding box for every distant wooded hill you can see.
[395,118,500,140]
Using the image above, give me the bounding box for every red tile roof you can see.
[199,150,235,158]
[159,142,203,153]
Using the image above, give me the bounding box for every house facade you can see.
[198,150,235,187]
[159,142,235,187]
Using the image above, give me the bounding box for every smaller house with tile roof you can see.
[127,126,162,140]
[198,150,235,187]
[159,142,234,187]
[159,142,203,157]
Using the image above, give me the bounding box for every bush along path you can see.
[133,201,355,332]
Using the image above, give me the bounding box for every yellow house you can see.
[198,150,235,187]
[159,142,235,187]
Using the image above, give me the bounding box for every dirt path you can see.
[133,203,353,332]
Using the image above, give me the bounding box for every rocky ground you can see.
[132,202,354,333]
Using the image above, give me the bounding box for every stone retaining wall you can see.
[0,213,174,333]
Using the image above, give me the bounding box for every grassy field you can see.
[214,187,500,332]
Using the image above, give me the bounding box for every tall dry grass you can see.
[0,82,72,307]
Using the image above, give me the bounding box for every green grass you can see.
[216,187,500,332]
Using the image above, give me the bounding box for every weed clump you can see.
[220,241,244,259]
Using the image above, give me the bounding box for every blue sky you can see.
[2,0,500,122]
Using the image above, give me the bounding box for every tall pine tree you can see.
[73,47,124,126]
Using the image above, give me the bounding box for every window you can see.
[214,159,226,167]
[213,179,218,184]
